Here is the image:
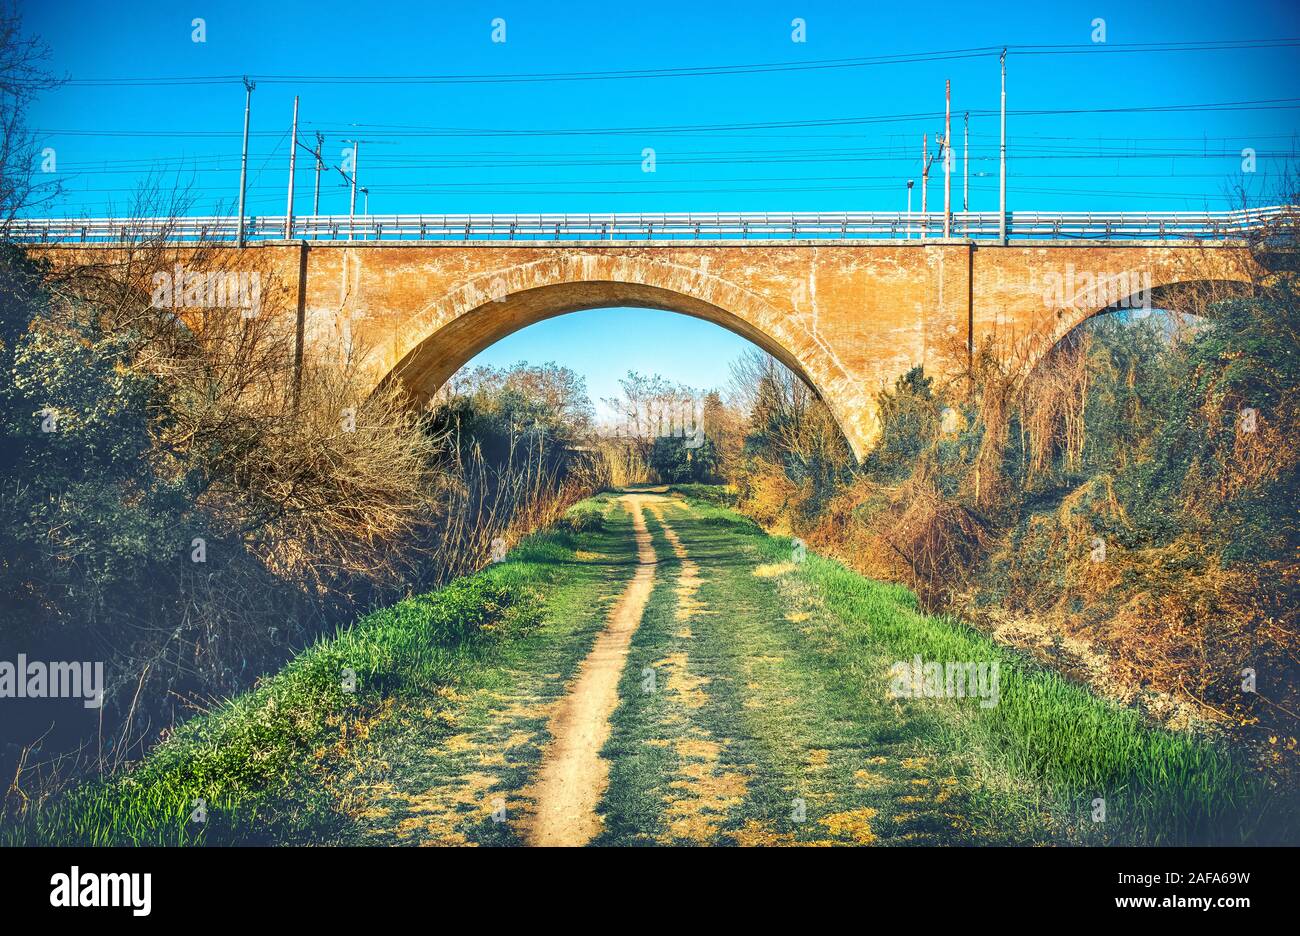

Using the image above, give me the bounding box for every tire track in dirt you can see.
[648,500,705,634]
[646,500,753,843]
[523,493,659,846]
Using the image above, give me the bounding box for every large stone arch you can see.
[373,252,874,456]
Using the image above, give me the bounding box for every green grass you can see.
[335,492,641,846]
[646,493,1295,845]
[663,482,738,507]
[560,502,606,533]
[789,547,1286,844]
[12,486,1290,846]
[591,508,686,845]
[1,521,621,847]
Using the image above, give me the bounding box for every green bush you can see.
[562,505,604,533]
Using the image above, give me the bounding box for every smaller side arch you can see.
[1016,276,1255,378]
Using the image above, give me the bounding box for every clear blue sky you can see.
[19,0,1300,415]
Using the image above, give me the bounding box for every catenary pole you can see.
[999,49,1007,243]
[943,79,951,239]
[236,76,255,247]
[284,95,299,239]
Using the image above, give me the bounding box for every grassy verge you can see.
[662,482,738,507]
[12,487,1288,846]
[333,492,640,845]
[1,497,633,846]
[793,547,1284,844]
[707,493,1294,842]
[600,491,1294,845]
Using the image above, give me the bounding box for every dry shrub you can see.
[798,469,989,610]
[597,436,651,487]
[736,461,804,532]
[1051,537,1297,739]
[963,343,1016,512]
[205,362,439,590]
[418,424,610,586]
[1192,385,1300,510]
[877,467,990,608]
[803,475,903,583]
[1058,473,1124,565]
[1020,331,1090,484]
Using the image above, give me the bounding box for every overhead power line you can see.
[48,37,1300,87]
[34,96,1300,140]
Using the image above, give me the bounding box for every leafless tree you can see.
[0,1,63,228]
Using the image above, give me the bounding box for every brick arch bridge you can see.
[304,241,1251,457]
[30,237,1255,458]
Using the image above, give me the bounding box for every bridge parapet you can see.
[8,207,1291,244]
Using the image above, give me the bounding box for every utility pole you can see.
[284,95,299,239]
[236,75,255,247]
[312,131,323,217]
[943,79,952,239]
[921,133,928,240]
[346,139,360,241]
[290,129,322,239]
[920,133,937,240]
[906,179,914,240]
[999,48,1007,243]
[963,111,969,213]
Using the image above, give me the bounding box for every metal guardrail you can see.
[7,207,1292,243]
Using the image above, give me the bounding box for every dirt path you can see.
[320,490,1218,847]
[524,494,659,846]
[593,494,1025,846]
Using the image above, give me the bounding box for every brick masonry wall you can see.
[31,240,1252,459]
